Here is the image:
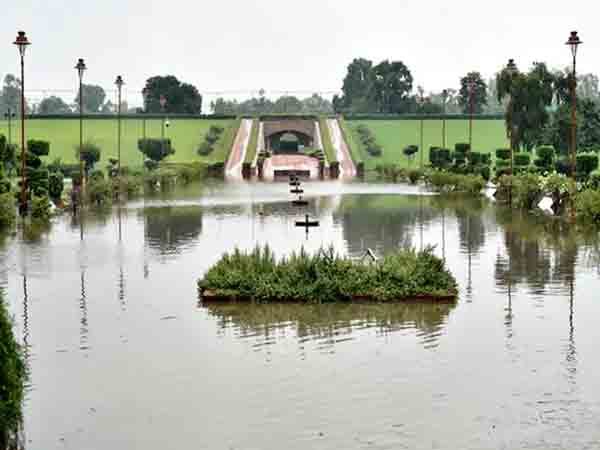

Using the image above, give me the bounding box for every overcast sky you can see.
[2,0,599,107]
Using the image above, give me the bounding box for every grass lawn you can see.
[0,118,235,168]
[346,119,510,170]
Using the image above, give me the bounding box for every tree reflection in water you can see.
[142,206,204,256]
[202,301,456,352]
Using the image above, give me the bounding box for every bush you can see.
[138,138,175,163]
[48,171,64,200]
[0,192,15,228]
[479,165,491,181]
[87,177,112,205]
[454,143,470,155]
[27,139,50,156]
[480,153,492,166]
[76,141,101,173]
[367,143,382,157]
[496,148,511,160]
[536,145,555,164]
[555,157,571,176]
[403,145,418,158]
[588,170,600,190]
[197,141,213,156]
[469,151,482,166]
[407,169,422,184]
[453,151,466,166]
[576,189,600,223]
[0,290,27,449]
[514,152,531,167]
[27,167,49,197]
[576,152,599,179]
[30,195,51,220]
[514,173,543,209]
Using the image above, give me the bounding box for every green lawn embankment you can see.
[345,119,509,170]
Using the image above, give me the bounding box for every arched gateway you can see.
[262,119,316,153]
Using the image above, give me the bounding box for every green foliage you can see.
[76,140,101,173]
[514,152,531,167]
[407,168,422,184]
[197,125,225,156]
[403,145,418,158]
[142,75,202,114]
[536,145,555,163]
[0,193,15,228]
[496,148,511,160]
[374,164,407,182]
[0,290,26,448]
[587,170,600,190]
[458,72,487,114]
[48,171,64,200]
[138,138,175,164]
[27,139,50,157]
[454,142,470,154]
[575,189,600,223]
[30,195,51,220]
[514,173,543,209]
[425,170,485,194]
[27,167,49,197]
[576,152,599,179]
[198,245,457,302]
[86,177,112,205]
[354,123,383,157]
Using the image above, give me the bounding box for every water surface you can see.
[3,180,600,449]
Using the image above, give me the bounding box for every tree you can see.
[338,58,377,113]
[497,62,557,151]
[74,84,106,113]
[301,94,333,114]
[273,96,303,114]
[458,72,487,114]
[143,75,202,114]
[543,99,600,154]
[38,96,71,114]
[372,60,413,113]
[0,74,29,115]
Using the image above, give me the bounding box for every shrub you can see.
[0,192,15,228]
[555,157,571,176]
[514,152,531,167]
[576,189,600,223]
[588,170,600,190]
[514,173,543,209]
[479,165,491,181]
[437,148,452,167]
[469,151,482,166]
[453,151,466,166]
[403,145,418,158]
[480,153,492,166]
[197,141,213,156]
[576,152,599,179]
[407,169,422,184]
[536,145,555,164]
[0,290,26,449]
[76,141,101,173]
[367,143,383,157]
[30,195,51,220]
[138,138,174,163]
[27,167,49,197]
[48,171,64,200]
[87,177,112,205]
[454,143,470,155]
[496,148,511,160]
[27,139,50,156]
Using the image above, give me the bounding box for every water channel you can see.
[2,180,600,449]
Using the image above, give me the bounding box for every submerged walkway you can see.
[225,119,253,180]
[327,118,356,178]
[262,154,320,180]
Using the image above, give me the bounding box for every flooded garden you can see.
[2,180,600,449]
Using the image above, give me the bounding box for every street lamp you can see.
[505,58,518,207]
[75,58,87,196]
[417,90,425,170]
[13,30,30,216]
[3,109,16,146]
[566,31,582,223]
[467,77,476,158]
[441,89,448,149]
[115,75,125,195]
[159,94,167,160]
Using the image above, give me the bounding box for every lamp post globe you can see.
[115,76,125,194]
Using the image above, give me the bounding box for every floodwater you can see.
[2,180,600,450]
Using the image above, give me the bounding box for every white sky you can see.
[1,0,599,107]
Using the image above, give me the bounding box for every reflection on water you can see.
[205,301,456,352]
[3,181,600,450]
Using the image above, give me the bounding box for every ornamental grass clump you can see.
[198,245,457,303]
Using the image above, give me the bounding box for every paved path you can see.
[262,154,320,180]
[225,119,253,179]
[327,118,356,178]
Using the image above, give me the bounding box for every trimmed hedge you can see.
[514,153,531,167]
[496,148,511,160]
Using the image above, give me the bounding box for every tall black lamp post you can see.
[75,58,87,195]
[505,58,518,207]
[467,77,476,159]
[417,90,425,170]
[441,89,448,149]
[115,76,125,193]
[566,31,582,223]
[13,31,30,216]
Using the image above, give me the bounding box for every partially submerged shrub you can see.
[198,245,457,303]
[576,189,600,223]
[0,290,26,450]
[0,192,16,228]
[30,195,51,220]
